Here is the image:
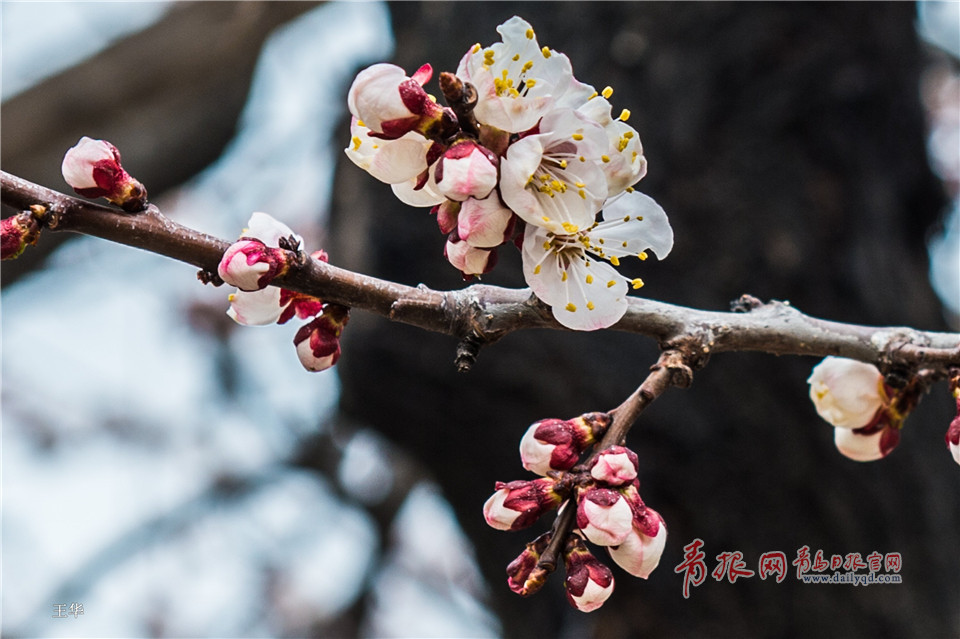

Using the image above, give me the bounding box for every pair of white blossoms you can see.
[345,16,674,331]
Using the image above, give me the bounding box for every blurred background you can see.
[2,2,958,638]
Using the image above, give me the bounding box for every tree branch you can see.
[3,170,958,373]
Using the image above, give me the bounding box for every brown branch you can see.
[3,170,958,374]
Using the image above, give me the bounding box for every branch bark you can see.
[3,170,958,374]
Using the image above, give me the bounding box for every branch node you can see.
[197,269,224,286]
[730,294,764,312]
[455,332,483,372]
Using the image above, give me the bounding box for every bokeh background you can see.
[2,2,958,638]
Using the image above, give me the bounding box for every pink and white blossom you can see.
[61,136,147,211]
[500,108,610,235]
[483,478,563,531]
[808,357,886,429]
[456,16,575,133]
[218,239,289,292]
[608,506,667,579]
[576,487,633,546]
[435,139,499,202]
[563,539,615,613]
[347,63,446,139]
[456,196,515,248]
[589,446,639,486]
[293,305,349,373]
[521,190,674,330]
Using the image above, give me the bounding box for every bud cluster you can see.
[345,16,675,332]
[483,411,667,612]
[218,212,348,372]
[807,356,933,463]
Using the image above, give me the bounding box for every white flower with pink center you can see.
[500,108,610,235]
[521,190,674,330]
[456,16,575,134]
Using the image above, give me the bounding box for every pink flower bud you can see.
[808,357,884,429]
[444,233,497,276]
[483,478,563,531]
[608,506,667,579]
[1,212,40,260]
[61,137,147,211]
[947,396,960,467]
[564,537,615,613]
[834,420,900,462]
[457,195,515,248]
[506,533,551,596]
[347,63,448,140]
[576,487,633,546]
[218,239,290,292]
[435,139,499,201]
[589,446,639,486]
[293,305,349,373]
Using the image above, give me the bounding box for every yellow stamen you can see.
[606,280,616,288]
[352,136,362,150]
[512,53,520,61]
[561,271,568,282]
[638,251,648,260]
[601,86,614,99]
[610,256,620,266]
[601,155,610,163]
[562,222,579,233]
[526,28,535,39]
[533,264,541,274]
[572,133,584,141]
[585,274,594,284]
[587,301,595,310]
[357,119,365,127]
[618,108,631,121]
[631,278,645,289]
[565,303,577,312]
[541,46,551,58]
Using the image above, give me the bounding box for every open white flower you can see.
[457,16,575,133]
[500,108,610,235]
[573,92,647,194]
[521,190,674,330]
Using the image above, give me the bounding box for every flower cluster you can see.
[484,412,667,612]
[61,137,148,211]
[807,357,926,462]
[345,16,673,331]
[218,212,348,372]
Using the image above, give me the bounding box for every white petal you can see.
[226,288,284,326]
[347,63,413,132]
[483,489,520,531]
[458,196,513,248]
[569,578,614,613]
[596,191,674,259]
[608,522,667,579]
[245,212,301,248]
[345,120,429,184]
[391,171,446,207]
[61,137,116,189]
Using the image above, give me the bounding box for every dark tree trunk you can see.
[331,2,957,637]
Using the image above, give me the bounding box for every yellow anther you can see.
[623,215,631,222]
[578,189,586,199]
[587,301,595,311]
[622,241,628,248]
[601,155,610,163]
[588,91,598,100]
[512,53,520,61]
[618,138,629,152]
[471,43,481,53]
[606,280,616,288]
[575,181,586,188]
[541,46,552,58]
[357,119,365,127]
[585,274,594,284]
[610,256,621,266]
[542,216,551,222]
[543,241,551,250]
[534,264,542,274]
[526,79,537,88]
[526,28,535,39]
[601,86,614,99]
[561,222,579,233]
[565,303,577,312]
[626,186,635,193]
[631,278,645,289]
[522,60,534,72]
[572,133,584,141]
[372,144,379,149]
[428,94,437,103]
[561,271,568,282]
[598,238,605,245]
[352,136,362,150]
[559,160,568,168]
[623,131,634,139]
[638,251,649,260]
[618,108,631,121]
[228,293,236,302]
[579,156,586,162]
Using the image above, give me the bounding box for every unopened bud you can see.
[435,139,499,202]
[576,487,633,546]
[519,412,611,476]
[483,478,563,531]
[834,419,900,462]
[293,305,349,372]
[589,446,639,486]
[607,505,667,579]
[457,195,515,248]
[433,200,461,235]
[218,239,290,292]
[563,537,615,613]
[444,233,497,276]
[1,211,41,260]
[506,533,552,596]
[61,137,147,211]
[808,357,884,429]
[347,63,450,140]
